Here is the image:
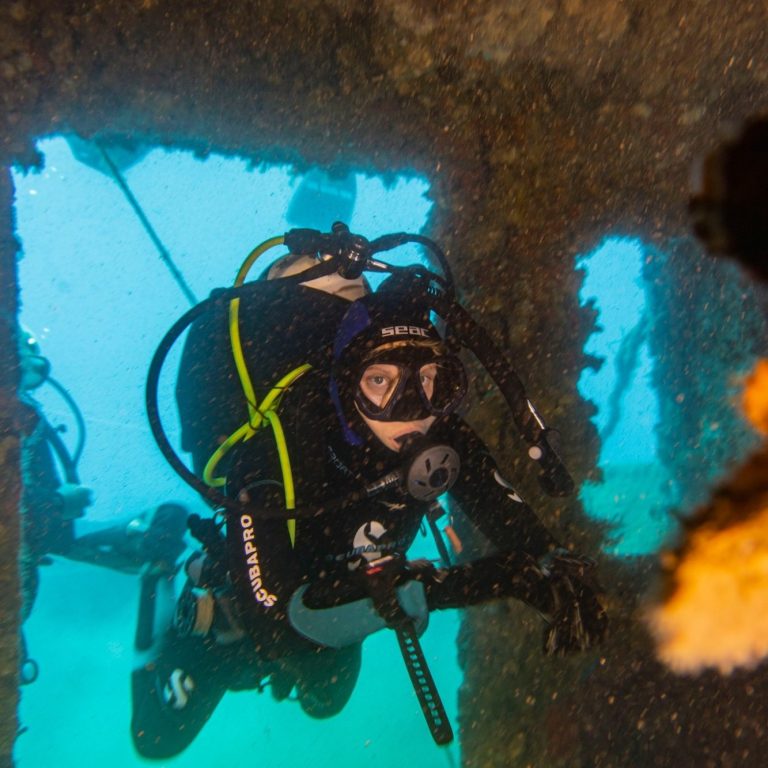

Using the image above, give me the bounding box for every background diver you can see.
[134,226,608,758]
[16,326,189,685]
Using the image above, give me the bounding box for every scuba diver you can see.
[135,224,608,758]
[16,326,189,684]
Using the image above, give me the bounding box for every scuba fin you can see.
[135,569,163,652]
[134,567,177,655]
[133,506,194,652]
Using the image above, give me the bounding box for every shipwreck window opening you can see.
[12,135,462,767]
[577,236,676,555]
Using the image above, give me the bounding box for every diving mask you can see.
[354,344,467,422]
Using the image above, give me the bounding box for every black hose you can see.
[45,376,86,470]
[440,299,574,496]
[427,514,453,568]
[369,232,455,293]
[97,142,198,307]
[146,290,234,511]
[43,422,79,485]
[283,226,455,295]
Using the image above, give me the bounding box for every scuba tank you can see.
[176,279,356,476]
[149,223,573,514]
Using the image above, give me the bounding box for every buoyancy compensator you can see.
[176,279,352,477]
[148,222,574,519]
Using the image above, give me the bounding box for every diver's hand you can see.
[56,483,93,520]
[540,550,608,656]
[361,555,412,628]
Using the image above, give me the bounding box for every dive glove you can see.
[539,549,608,656]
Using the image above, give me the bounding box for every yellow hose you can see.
[255,363,312,416]
[202,364,312,502]
[229,235,285,421]
[203,234,308,545]
[202,422,254,487]
[265,410,297,546]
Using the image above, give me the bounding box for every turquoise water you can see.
[577,238,676,555]
[12,137,751,766]
[13,138,460,767]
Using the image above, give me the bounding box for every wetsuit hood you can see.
[330,283,464,446]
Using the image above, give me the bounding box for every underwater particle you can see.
[649,488,768,674]
[650,358,768,674]
[651,114,768,677]
[508,731,526,760]
[742,358,768,434]
[9,3,27,22]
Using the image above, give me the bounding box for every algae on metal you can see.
[0,168,22,768]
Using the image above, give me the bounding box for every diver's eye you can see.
[362,373,393,395]
[360,363,401,407]
[419,363,438,400]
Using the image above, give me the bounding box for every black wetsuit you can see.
[131,369,562,759]
[225,370,560,632]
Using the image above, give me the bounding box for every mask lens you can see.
[421,358,467,414]
[355,353,467,421]
[359,363,405,412]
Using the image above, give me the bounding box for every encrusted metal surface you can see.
[0,2,766,764]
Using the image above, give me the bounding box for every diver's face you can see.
[357,361,438,451]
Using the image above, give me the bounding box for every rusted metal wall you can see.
[0,169,21,768]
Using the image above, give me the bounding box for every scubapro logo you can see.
[239,514,277,607]
[348,521,387,569]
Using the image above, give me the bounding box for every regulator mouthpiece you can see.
[365,437,460,502]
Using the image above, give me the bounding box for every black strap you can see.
[427,508,451,568]
[134,570,161,651]
[42,420,79,485]
[362,558,454,745]
[396,621,454,746]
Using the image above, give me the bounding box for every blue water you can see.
[577,238,675,554]
[13,138,461,767]
[12,139,722,765]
